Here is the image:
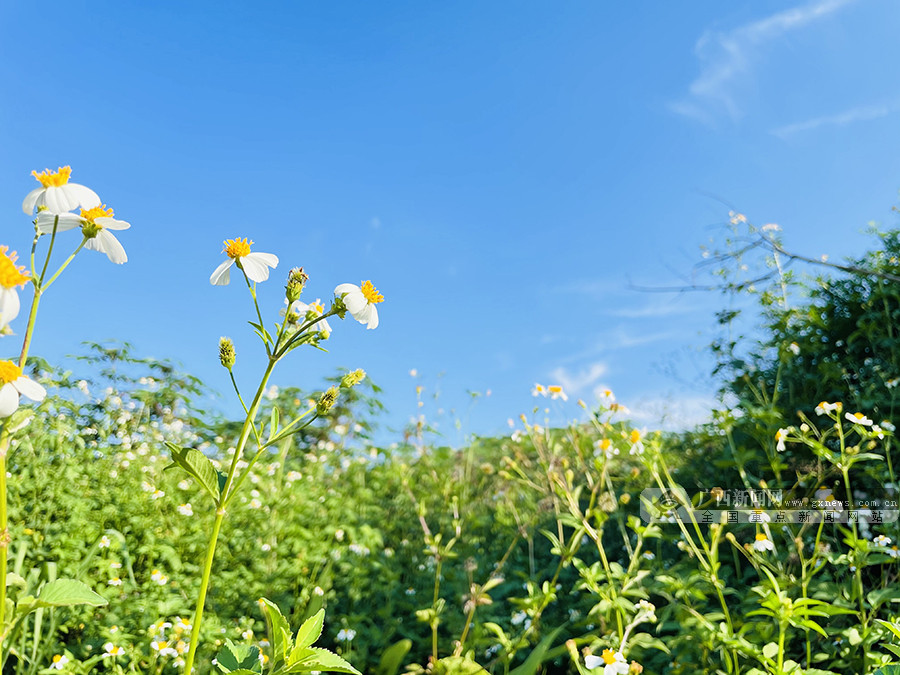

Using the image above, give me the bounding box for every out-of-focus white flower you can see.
[788,342,800,356]
[547,385,568,401]
[210,238,278,285]
[585,649,629,674]
[178,503,193,516]
[752,534,775,552]
[289,298,331,336]
[151,569,168,585]
[99,535,111,549]
[845,412,873,427]
[629,429,644,456]
[50,654,69,670]
[775,428,788,452]
[0,360,46,418]
[108,578,122,586]
[102,643,124,658]
[334,281,383,329]
[874,535,892,547]
[815,401,840,416]
[23,166,100,215]
[532,384,546,397]
[336,629,356,642]
[36,206,130,264]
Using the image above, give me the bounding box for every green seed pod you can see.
[219,337,236,370]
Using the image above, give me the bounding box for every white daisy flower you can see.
[102,643,123,658]
[210,238,278,285]
[50,654,69,670]
[532,384,547,397]
[585,649,629,674]
[99,535,111,549]
[288,298,331,336]
[788,342,800,356]
[23,166,100,215]
[0,360,46,418]
[752,534,775,552]
[547,385,568,401]
[874,535,892,547]
[888,546,900,559]
[815,401,840,416]
[775,428,789,452]
[628,429,645,455]
[177,503,193,516]
[108,577,122,586]
[336,628,356,642]
[0,247,30,331]
[845,412,874,427]
[334,281,383,329]
[36,205,130,264]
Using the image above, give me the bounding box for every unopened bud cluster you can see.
[219,337,236,370]
[340,369,366,389]
[285,267,309,303]
[316,386,339,415]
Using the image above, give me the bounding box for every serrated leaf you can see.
[36,579,107,608]
[260,598,291,664]
[284,647,361,674]
[289,609,325,662]
[164,443,221,503]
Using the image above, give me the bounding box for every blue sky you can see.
[2,1,900,443]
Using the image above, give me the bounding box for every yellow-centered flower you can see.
[23,166,100,215]
[36,205,131,264]
[0,360,46,418]
[210,238,279,285]
[0,246,30,331]
[334,281,384,329]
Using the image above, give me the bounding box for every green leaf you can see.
[877,620,900,641]
[872,666,900,675]
[259,598,292,664]
[164,443,221,503]
[509,625,566,675]
[290,610,325,662]
[374,639,411,675]
[268,407,280,443]
[216,640,261,674]
[36,579,107,608]
[762,642,778,660]
[284,647,361,674]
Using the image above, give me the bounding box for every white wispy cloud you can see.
[771,103,894,139]
[671,0,855,123]
[549,361,608,396]
[626,393,718,431]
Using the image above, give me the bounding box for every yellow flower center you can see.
[79,205,114,224]
[223,238,253,259]
[548,385,564,395]
[602,649,617,665]
[755,533,768,542]
[599,438,611,450]
[32,166,72,188]
[360,280,384,304]
[0,360,22,385]
[311,301,324,314]
[630,429,641,444]
[850,412,865,422]
[52,655,63,664]
[0,247,30,289]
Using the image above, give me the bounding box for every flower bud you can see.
[340,369,366,389]
[316,386,339,415]
[219,337,236,370]
[285,267,309,303]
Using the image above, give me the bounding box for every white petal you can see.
[64,183,101,210]
[210,259,233,285]
[13,376,45,402]
[364,305,379,330]
[334,283,360,298]
[43,187,74,214]
[250,252,278,268]
[36,212,83,234]
[0,384,19,417]
[22,187,43,215]
[241,253,273,283]
[584,655,603,670]
[88,230,127,264]
[343,292,367,316]
[95,217,130,231]
[0,288,21,329]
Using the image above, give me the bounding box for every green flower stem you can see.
[274,310,339,360]
[41,238,87,291]
[37,217,60,284]
[182,358,277,675]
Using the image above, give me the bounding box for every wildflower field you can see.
[3,167,900,675]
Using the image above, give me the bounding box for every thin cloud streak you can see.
[671,0,855,123]
[772,104,894,139]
